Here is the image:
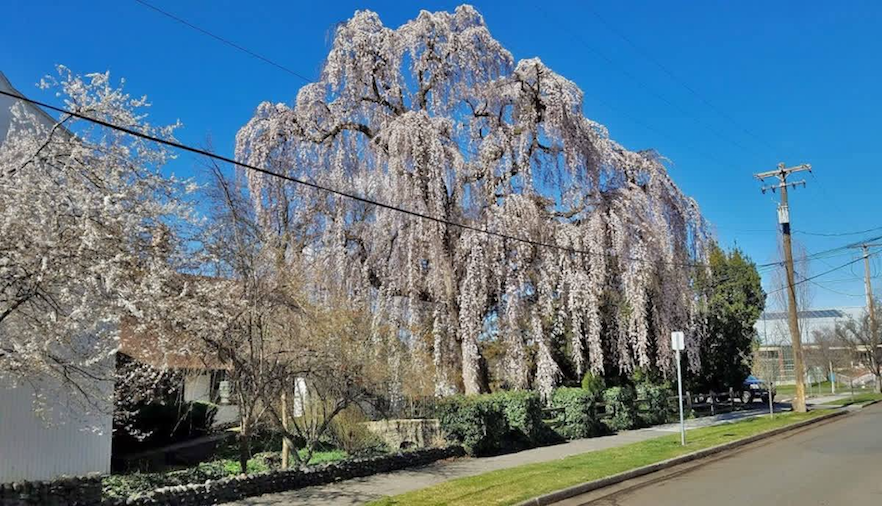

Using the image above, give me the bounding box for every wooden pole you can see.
[281,391,291,469]
[754,162,812,412]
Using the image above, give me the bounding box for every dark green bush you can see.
[550,387,605,439]
[637,382,675,426]
[436,395,503,456]
[602,385,639,432]
[113,400,218,456]
[495,390,546,445]
[436,391,546,456]
[580,373,606,399]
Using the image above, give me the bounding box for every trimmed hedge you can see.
[436,391,546,456]
[550,387,605,439]
[637,382,674,426]
[602,385,639,431]
[580,372,606,398]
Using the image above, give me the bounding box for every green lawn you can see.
[369,411,825,506]
[821,392,882,407]
[775,381,836,398]
[776,381,871,399]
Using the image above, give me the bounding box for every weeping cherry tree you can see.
[235,5,709,397]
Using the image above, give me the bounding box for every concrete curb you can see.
[516,409,848,506]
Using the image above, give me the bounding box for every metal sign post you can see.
[671,331,686,446]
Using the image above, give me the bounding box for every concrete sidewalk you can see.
[223,407,784,506]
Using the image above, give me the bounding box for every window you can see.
[209,370,233,405]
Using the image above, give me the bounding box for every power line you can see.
[766,254,874,296]
[753,237,882,273]
[537,5,758,157]
[796,224,882,237]
[130,2,877,259]
[583,4,779,155]
[807,279,864,297]
[586,98,740,174]
[135,0,751,180]
[1,88,722,268]
[132,0,312,84]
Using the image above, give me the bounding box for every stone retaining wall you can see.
[364,419,444,449]
[0,475,102,506]
[1,447,463,506]
[112,446,464,506]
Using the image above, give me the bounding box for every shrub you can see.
[436,396,504,456]
[550,387,605,439]
[330,406,387,456]
[436,391,546,456]
[494,390,546,446]
[113,400,218,456]
[602,385,639,432]
[637,382,675,426]
[580,373,606,399]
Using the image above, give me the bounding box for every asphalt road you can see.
[571,403,882,506]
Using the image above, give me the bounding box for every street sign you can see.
[671,331,686,446]
[671,331,685,351]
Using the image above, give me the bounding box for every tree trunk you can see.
[281,392,291,469]
[875,373,882,394]
[238,416,251,474]
[461,334,482,395]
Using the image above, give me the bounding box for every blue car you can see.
[741,375,775,404]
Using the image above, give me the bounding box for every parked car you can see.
[740,375,775,404]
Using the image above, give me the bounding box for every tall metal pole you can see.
[754,163,811,413]
[676,347,685,445]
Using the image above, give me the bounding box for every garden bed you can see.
[103,449,348,500]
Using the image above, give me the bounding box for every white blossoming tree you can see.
[235,6,709,397]
[0,67,194,418]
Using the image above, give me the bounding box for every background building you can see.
[0,71,113,482]
[753,306,864,384]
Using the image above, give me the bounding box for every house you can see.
[0,70,113,482]
[118,317,240,427]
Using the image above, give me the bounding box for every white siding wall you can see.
[0,379,112,482]
[183,374,211,403]
[214,405,240,426]
[0,73,18,143]
[183,373,240,427]
[0,72,112,482]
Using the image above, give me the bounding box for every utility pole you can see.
[849,242,880,389]
[849,243,879,333]
[755,162,811,413]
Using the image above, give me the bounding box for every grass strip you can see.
[821,392,882,407]
[369,411,824,506]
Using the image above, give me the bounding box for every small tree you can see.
[194,158,391,471]
[0,66,193,421]
[807,328,850,392]
[832,306,882,393]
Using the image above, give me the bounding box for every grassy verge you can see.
[776,381,844,398]
[821,392,882,407]
[369,411,825,506]
[775,381,874,399]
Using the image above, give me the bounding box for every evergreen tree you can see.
[692,244,765,391]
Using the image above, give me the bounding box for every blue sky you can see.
[3,0,881,309]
